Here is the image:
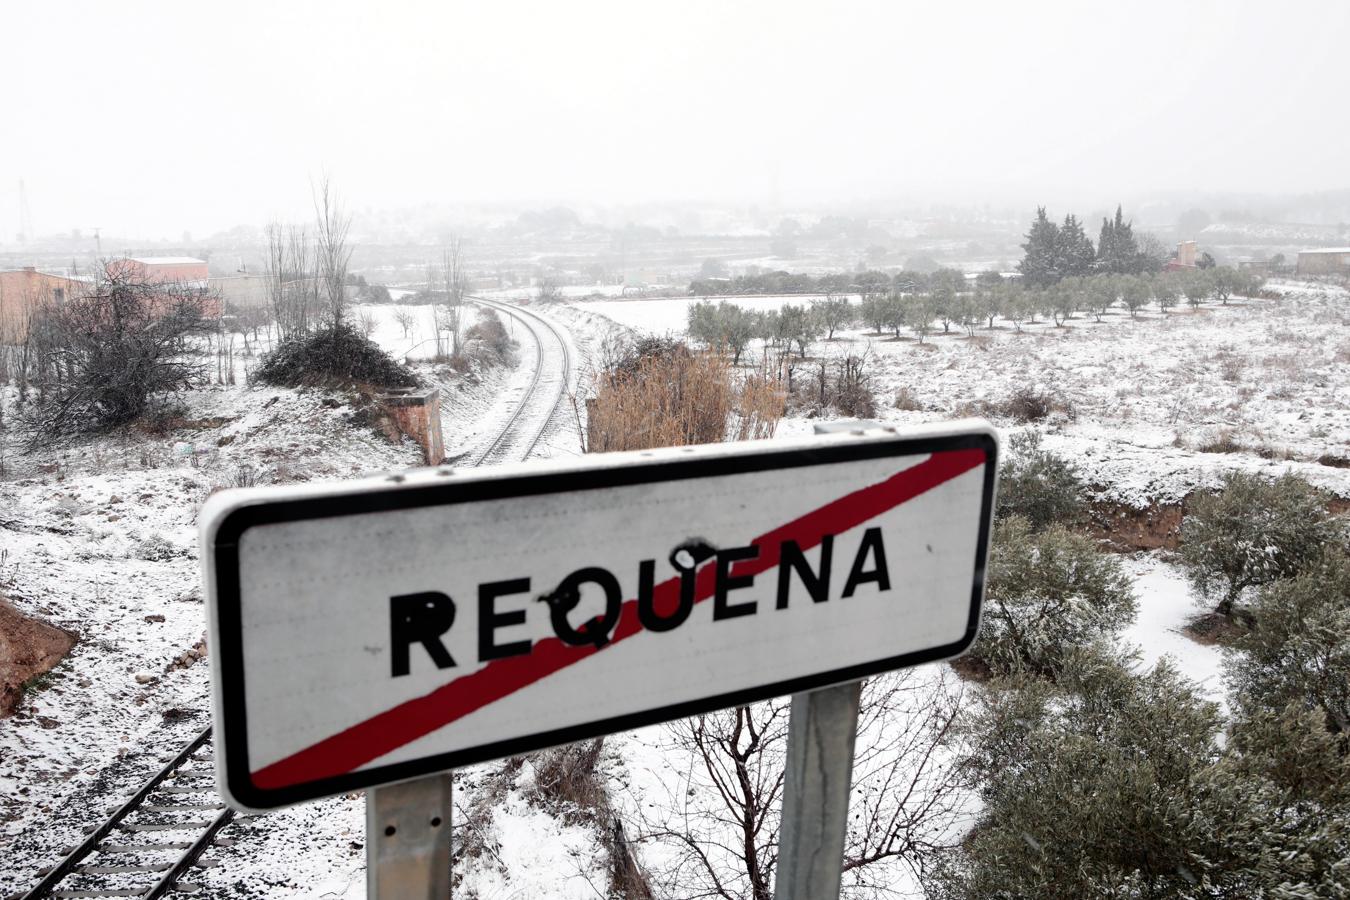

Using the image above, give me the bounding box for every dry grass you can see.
[1182,611,1247,647]
[1195,427,1244,455]
[587,344,783,452]
[527,741,654,900]
[893,385,925,411]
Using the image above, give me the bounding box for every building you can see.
[0,267,86,343]
[209,274,270,310]
[105,256,209,285]
[1296,248,1350,277]
[1164,240,1198,272]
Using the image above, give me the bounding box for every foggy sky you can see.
[3,0,1348,238]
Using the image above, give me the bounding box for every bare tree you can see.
[441,237,467,356]
[18,269,213,445]
[537,273,563,303]
[357,309,379,338]
[313,177,352,330]
[631,670,967,899]
[265,222,317,339]
[393,307,417,338]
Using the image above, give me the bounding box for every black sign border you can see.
[211,430,997,810]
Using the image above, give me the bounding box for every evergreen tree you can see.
[1095,204,1143,275]
[1018,207,1061,287]
[1057,214,1096,277]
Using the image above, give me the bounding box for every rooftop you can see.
[1298,247,1350,255]
[129,256,206,265]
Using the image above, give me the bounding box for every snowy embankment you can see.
[0,303,593,895]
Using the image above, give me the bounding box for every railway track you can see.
[17,298,576,899]
[468,295,573,464]
[19,728,234,900]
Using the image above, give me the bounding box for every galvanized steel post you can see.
[774,681,862,900]
[367,773,454,898]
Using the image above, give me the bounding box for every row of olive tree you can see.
[688,267,1264,357]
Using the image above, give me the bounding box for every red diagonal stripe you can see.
[251,447,986,790]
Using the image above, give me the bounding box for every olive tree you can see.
[1226,549,1350,733]
[995,430,1086,531]
[975,516,1136,677]
[1179,471,1340,618]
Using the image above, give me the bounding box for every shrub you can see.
[254,322,416,388]
[995,430,1086,530]
[975,516,1136,677]
[462,308,516,367]
[586,342,782,453]
[1225,549,1350,734]
[1179,471,1341,618]
[934,656,1221,900]
[936,656,1350,899]
[18,270,212,446]
[892,385,924,411]
[790,352,876,418]
[999,386,1073,423]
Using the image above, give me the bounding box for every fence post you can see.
[367,773,454,899]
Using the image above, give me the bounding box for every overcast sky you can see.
[3,0,1348,237]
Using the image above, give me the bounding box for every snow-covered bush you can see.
[254,322,416,388]
[133,533,184,562]
[1179,471,1341,618]
[995,430,1086,531]
[1226,549,1350,733]
[975,516,1135,677]
[462,307,516,368]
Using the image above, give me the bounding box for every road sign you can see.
[202,421,998,812]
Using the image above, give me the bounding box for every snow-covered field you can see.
[576,281,1350,506]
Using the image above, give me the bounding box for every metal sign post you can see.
[773,421,874,900]
[775,681,862,900]
[367,774,453,898]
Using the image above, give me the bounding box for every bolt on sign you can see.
[202,421,998,811]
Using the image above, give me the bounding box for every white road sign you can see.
[202,421,998,811]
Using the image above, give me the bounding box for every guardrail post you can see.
[367,773,453,899]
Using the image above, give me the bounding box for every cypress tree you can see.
[1058,214,1096,277]
[1018,207,1061,286]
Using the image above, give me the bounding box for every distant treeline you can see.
[689,269,952,297]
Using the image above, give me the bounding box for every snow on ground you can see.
[570,281,1350,506]
[560,281,1347,897]
[0,302,590,895]
[1122,555,1226,707]
[3,281,1343,896]
[0,385,423,893]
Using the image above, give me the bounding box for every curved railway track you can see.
[468,295,573,464]
[18,299,576,899]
